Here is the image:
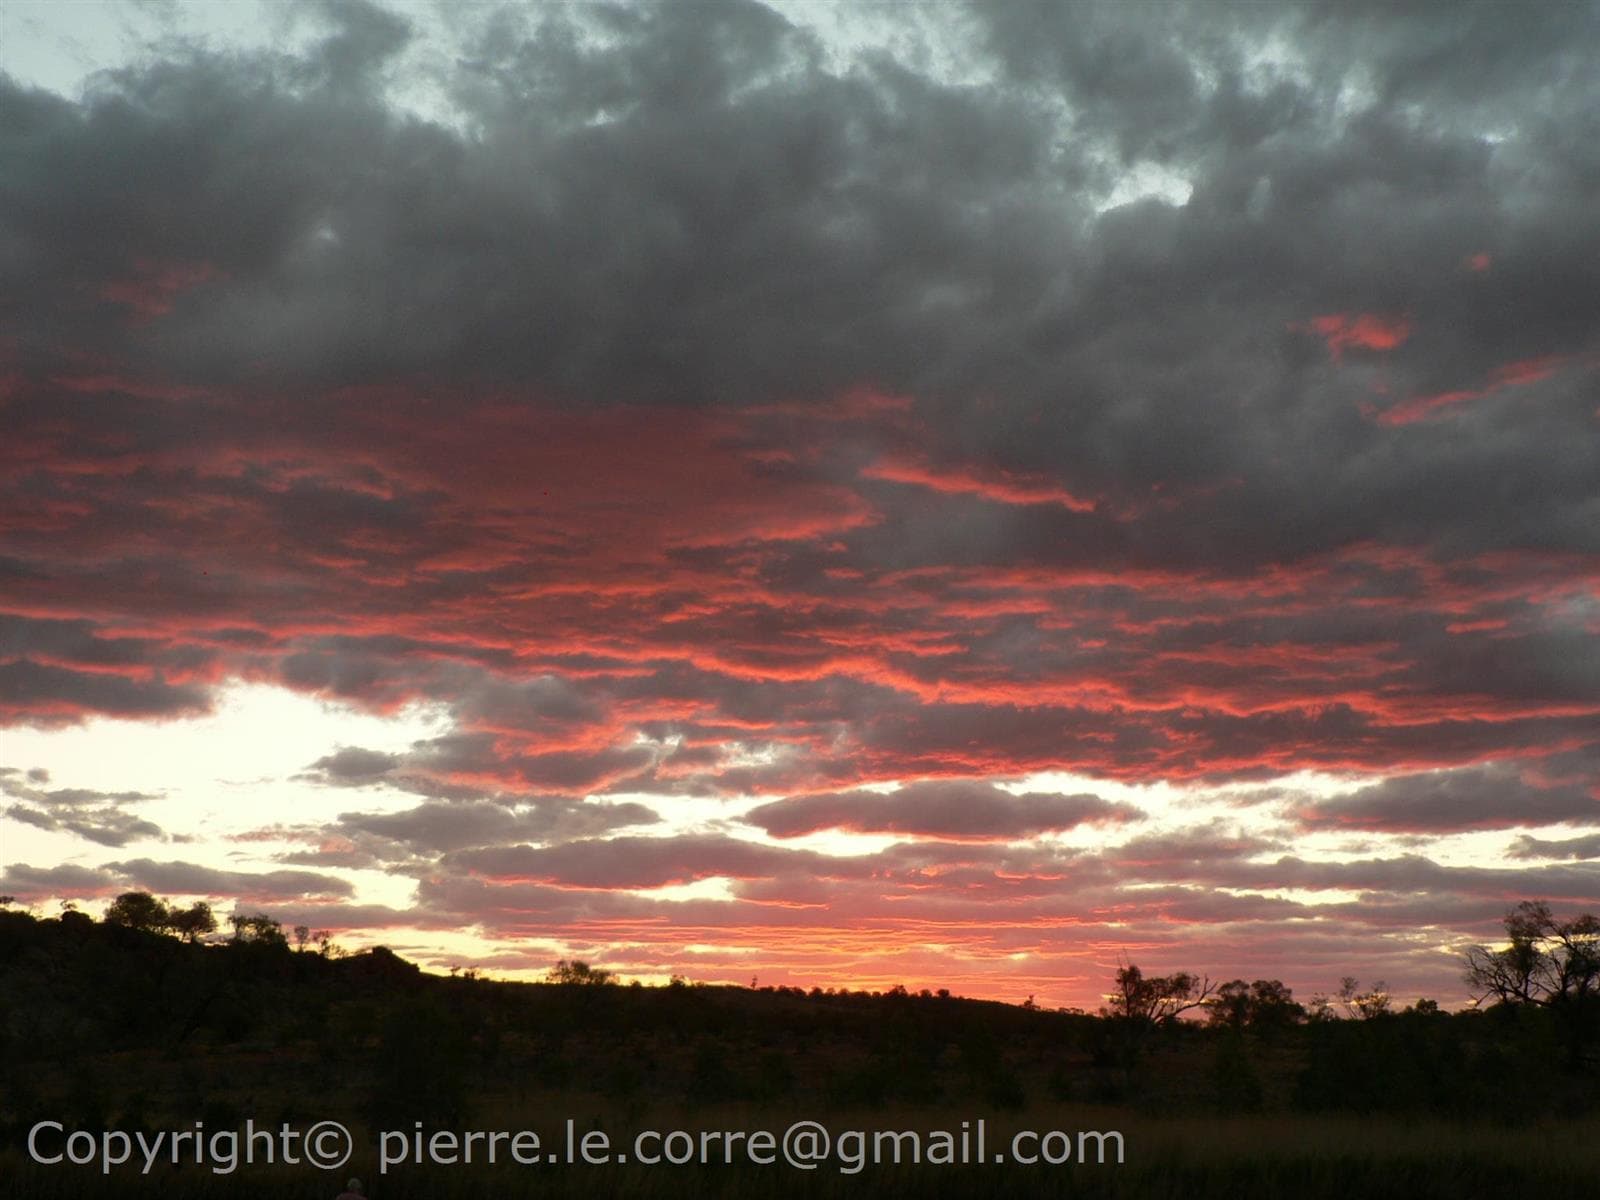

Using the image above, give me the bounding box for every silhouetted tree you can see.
[1465,902,1600,1006]
[229,912,287,945]
[1305,992,1337,1022]
[1336,976,1391,1020]
[1465,900,1600,1068]
[546,959,615,985]
[1106,963,1215,1026]
[168,901,217,943]
[1207,979,1306,1031]
[103,891,170,934]
[1095,962,1215,1095]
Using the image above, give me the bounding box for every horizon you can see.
[0,895,1493,1018]
[2,0,1598,1015]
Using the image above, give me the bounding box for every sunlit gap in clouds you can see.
[4,681,447,796]
[2,683,446,898]
[3,0,474,132]
[0,675,1581,1004]
[1,691,1532,921]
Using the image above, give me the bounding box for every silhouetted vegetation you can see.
[1463,899,1600,1069]
[2,894,1596,1197]
[1207,979,1305,1031]
[545,959,616,986]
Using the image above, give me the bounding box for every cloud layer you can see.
[2,0,1598,1004]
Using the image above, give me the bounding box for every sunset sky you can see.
[2,0,1598,1009]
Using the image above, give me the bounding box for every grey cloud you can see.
[298,726,662,801]
[1296,763,1600,833]
[336,796,660,854]
[0,660,211,724]
[1105,825,1283,867]
[105,859,354,899]
[5,803,164,848]
[305,745,402,784]
[1,0,1594,571]
[0,771,165,847]
[445,833,856,890]
[746,779,1143,839]
[1175,853,1600,906]
[2,0,1596,768]
[0,614,206,674]
[1508,833,1600,861]
[454,674,606,728]
[0,862,118,901]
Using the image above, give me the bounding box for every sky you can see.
[2,0,1598,1010]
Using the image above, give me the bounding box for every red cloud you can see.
[861,456,1097,512]
[1379,355,1574,425]
[6,366,1600,1009]
[1298,312,1412,359]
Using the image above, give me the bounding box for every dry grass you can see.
[8,1106,1596,1199]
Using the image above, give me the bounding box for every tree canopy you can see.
[1106,963,1215,1026]
[546,959,616,986]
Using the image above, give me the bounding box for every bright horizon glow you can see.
[0,684,1573,1008]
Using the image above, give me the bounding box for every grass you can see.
[7,1107,1596,1199]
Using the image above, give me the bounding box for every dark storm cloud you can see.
[3,0,1595,731]
[4,0,1034,403]
[5,0,1581,485]
[948,0,1600,559]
